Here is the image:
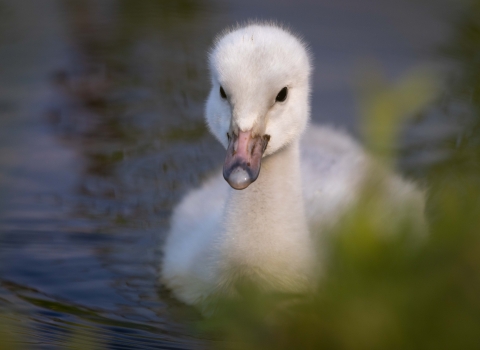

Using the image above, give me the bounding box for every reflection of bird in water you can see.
[161,23,425,307]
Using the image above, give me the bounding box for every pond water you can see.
[0,0,461,348]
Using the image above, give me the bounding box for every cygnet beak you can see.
[223,130,270,190]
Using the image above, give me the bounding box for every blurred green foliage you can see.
[359,66,438,164]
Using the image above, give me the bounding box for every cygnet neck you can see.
[220,140,314,290]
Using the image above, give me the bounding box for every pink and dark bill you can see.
[223,131,270,190]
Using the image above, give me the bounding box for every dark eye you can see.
[275,87,288,102]
[220,86,227,99]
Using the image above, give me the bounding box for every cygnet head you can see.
[205,23,312,190]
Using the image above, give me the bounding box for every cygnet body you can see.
[160,23,424,306]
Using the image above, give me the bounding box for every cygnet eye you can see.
[275,87,288,102]
[220,86,227,99]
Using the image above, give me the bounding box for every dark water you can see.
[0,0,462,348]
